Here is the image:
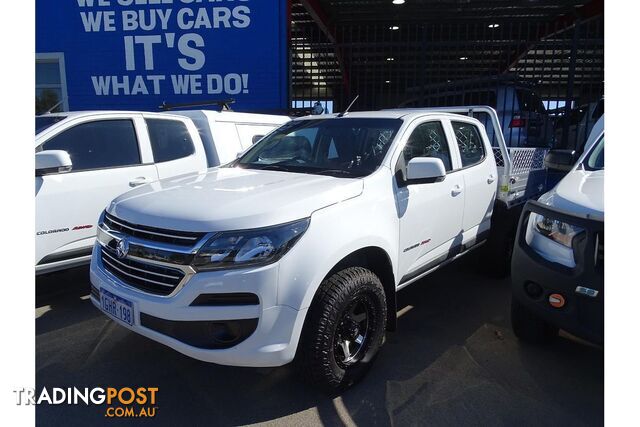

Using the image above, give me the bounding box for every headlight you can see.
[533,214,584,248]
[192,218,310,271]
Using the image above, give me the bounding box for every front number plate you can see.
[100,289,135,326]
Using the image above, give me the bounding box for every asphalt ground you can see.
[36,252,603,426]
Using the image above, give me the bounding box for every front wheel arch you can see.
[323,246,397,331]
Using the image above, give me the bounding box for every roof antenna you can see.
[40,98,65,115]
[337,95,359,117]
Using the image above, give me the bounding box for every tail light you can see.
[509,116,527,128]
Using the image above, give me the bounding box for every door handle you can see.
[451,185,463,196]
[129,177,149,187]
[487,174,496,184]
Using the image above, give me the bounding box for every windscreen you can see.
[585,136,604,171]
[236,118,403,177]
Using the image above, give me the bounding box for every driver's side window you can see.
[41,119,141,172]
[402,121,452,171]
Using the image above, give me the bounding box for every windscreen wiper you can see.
[252,164,293,172]
[314,169,359,177]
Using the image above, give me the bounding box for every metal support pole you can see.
[562,17,580,149]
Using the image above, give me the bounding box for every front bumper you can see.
[511,200,604,344]
[89,245,308,367]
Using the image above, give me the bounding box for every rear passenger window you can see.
[402,121,452,171]
[452,121,485,167]
[146,119,195,163]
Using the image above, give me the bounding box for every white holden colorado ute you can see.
[89,106,544,390]
[35,110,289,274]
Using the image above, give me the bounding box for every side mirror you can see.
[36,150,72,176]
[544,149,577,172]
[405,157,446,185]
[252,135,265,144]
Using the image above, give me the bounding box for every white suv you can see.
[36,112,207,274]
[90,109,502,390]
[35,110,289,275]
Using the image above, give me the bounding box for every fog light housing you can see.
[524,281,544,299]
[140,313,258,349]
[211,322,243,345]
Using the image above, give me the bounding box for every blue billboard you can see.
[36,0,289,112]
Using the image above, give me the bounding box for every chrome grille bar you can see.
[103,212,205,247]
[101,257,176,289]
[99,246,192,296]
[101,249,182,280]
[98,212,202,297]
[106,215,199,241]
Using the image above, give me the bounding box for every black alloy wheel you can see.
[333,295,374,368]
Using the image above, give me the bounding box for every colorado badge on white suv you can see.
[90,110,498,390]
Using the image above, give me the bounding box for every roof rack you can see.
[159,99,236,112]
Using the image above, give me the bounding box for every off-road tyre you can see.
[295,267,387,392]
